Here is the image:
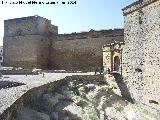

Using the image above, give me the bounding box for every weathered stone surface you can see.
[4,16,58,37]
[122,0,160,109]
[3,15,124,71]
[103,42,124,84]
[3,35,50,69]
[42,94,59,106]
[16,107,50,120]
[51,112,58,120]
[51,32,123,71]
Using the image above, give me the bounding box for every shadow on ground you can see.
[0,81,25,90]
[112,73,134,104]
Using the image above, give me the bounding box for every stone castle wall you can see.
[51,30,123,71]
[3,35,50,69]
[3,15,124,71]
[122,0,160,109]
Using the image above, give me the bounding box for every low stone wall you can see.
[65,75,104,81]
[0,69,38,75]
[0,75,103,120]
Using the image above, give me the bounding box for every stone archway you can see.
[114,56,120,72]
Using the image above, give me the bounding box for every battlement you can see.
[4,15,123,40]
[4,15,58,37]
[5,15,44,23]
[58,28,124,40]
[122,0,158,15]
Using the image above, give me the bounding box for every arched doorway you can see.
[114,56,120,72]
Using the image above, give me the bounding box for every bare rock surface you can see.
[16,107,50,120]
[14,78,129,120]
[1,73,160,120]
[0,72,94,114]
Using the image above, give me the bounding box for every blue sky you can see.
[0,0,135,46]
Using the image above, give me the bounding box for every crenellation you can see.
[57,29,123,41]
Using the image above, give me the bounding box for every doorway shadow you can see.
[112,73,134,104]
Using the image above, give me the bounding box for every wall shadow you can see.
[112,73,134,104]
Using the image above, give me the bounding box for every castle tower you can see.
[122,0,160,108]
[3,15,58,69]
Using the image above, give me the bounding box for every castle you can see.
[3,15,123,71]
[3,0,160,110]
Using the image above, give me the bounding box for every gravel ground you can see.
[0,72,94,114]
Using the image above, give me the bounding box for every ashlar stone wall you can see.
[3,35,50,69]
[3,16,57,69]
[51,30,124,71]
[4,16,58,36]
[3,16,124,71]
[103,43,124,74]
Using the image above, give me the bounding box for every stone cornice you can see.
[122,0,159,16]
